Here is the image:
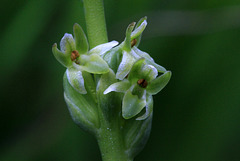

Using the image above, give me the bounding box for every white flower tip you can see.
[110,40,119,46]
[89,40,119,56]
[60,33,74,52]
[142,19,147,26]
[103,88,111,95]
[148,64,158,73]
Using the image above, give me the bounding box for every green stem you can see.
[96,121,132,161]
[82,1,132,160]
[83,0,108,49]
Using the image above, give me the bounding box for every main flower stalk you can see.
[83,0,108,48]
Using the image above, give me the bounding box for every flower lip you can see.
[137,79,148,88]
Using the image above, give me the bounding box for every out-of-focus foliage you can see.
[0,0,240,161]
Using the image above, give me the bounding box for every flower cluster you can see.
[52,17,171,121]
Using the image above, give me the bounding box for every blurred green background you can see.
[1,0,240,161]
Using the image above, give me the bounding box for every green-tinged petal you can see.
[133,47,166,73]
[66,68,87,94]
[116,51,135,80]
[123,22,136,52]
[147,71,172,95]
[52,43,72,68]
[133,16,147,47]
[60,33,76,54]
[130,49,141,59]
[128,58,145,83]
[136,94,153,120]
[148,61,167,73]
[131,19,147,40]
[122,90,146,119]
[73,23,89,54]
[89,41,119,56]
[103,80,131,94]
[132,46,153,61]
[80,54,109,74]
[135,17,147,29]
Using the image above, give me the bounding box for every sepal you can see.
[123,22,136,52]
[131,19,147,41]
[73,23,89,54]
[133,16,147,47]
[52,43,72,68]
[116,51,135,80]
[128,58,145,83]
[147,71,172,95]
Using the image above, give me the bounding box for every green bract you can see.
[104,59,171,120]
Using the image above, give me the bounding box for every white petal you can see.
[136,94,153,120]
[133,47,166,73]
[132,46,154,62]
[89,41,119,56]
[116,51,135,80]
[103,81,130,94]
[131,20,147,40]
[130,49,141,59]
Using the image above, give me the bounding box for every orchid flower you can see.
[104,59,171,120]
[103,17,166,81]
[52,23,118,94]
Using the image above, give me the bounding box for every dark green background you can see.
[1,0,240,160]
